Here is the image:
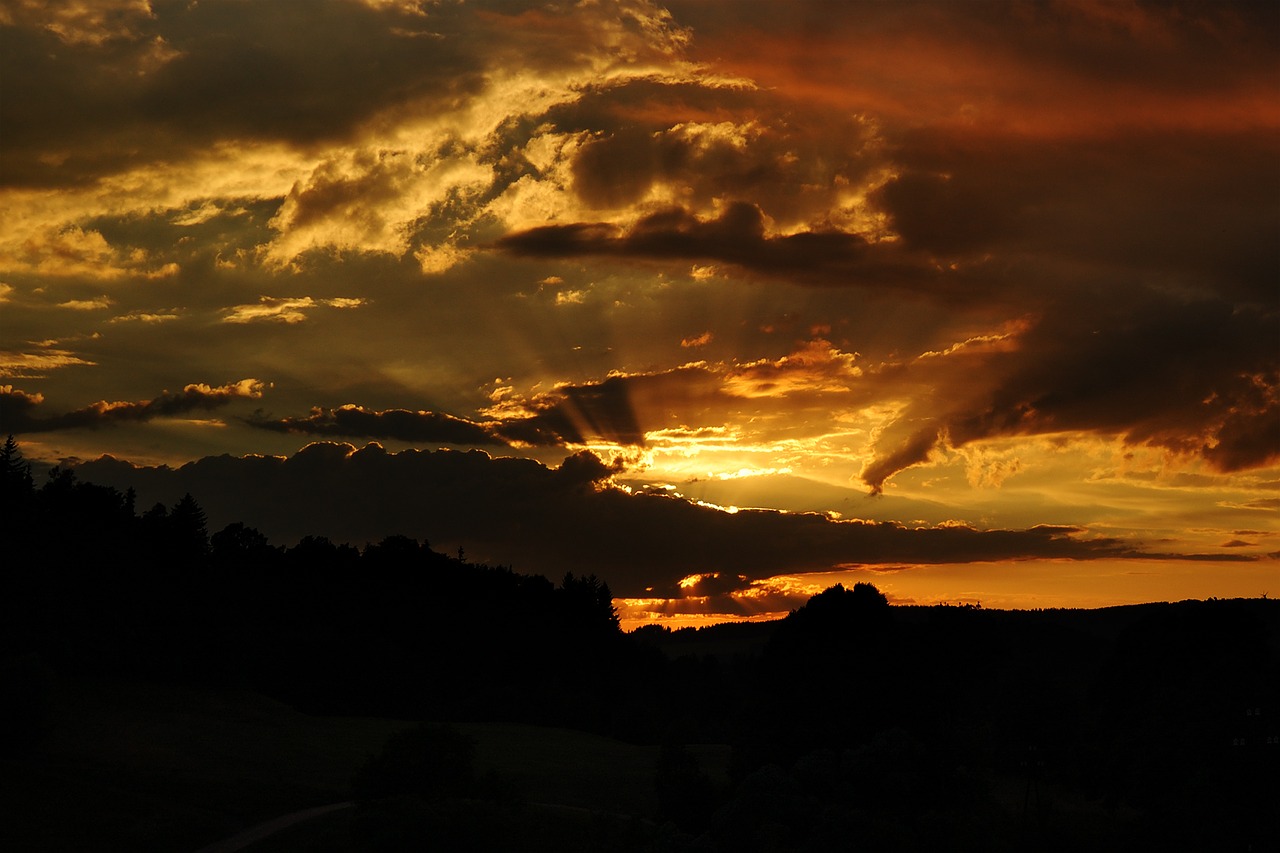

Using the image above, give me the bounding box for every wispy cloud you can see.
[57,296,113,311]
[0,349,95,378]
[248,404,505,446]
[222,296,366,324]
[1,379,266,433]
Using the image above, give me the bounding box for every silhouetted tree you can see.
[210,521,277,565]
[560,572,620,633]
[768,582,892,654]
[0,434,33,500]
[39,464,76,502]
[0,435,35,541]
[363,534,426,568]
[169,492,210,558]
[284,534,361,572]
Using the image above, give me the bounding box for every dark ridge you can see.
[2,437,1276,852]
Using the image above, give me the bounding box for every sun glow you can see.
[4,0,1275,625]
[619,557,1280,631]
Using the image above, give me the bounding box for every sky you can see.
[2,0,1277,627]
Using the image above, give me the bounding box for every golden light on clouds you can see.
[0,350,95,377]
[221,296,366,324]
[2,0,1276,624]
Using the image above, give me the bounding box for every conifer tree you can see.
[0,434,35,520]
[0,434,33,495]
[169,493,210,558]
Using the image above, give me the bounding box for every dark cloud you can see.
[4,0,1275,613]
[0,386,44,427]
[859,426,943,496]
[875,131,1280,301]
[247,404,506,446]
[489,407,586,447]
[1204,398,1280,473]
[1,380,263,434]
[497,202,936,289]
[669,0,1280,124]
[243,375,652,450]
[488,364,728,448]
[0,0,688,189]
[859,297,1280,489]
[70,442,1185,598]
[507,373,648,446]
[0,0,457,186]
[622,581,816,621]
[548,91,883,226]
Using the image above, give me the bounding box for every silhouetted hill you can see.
[3,436,1277,851]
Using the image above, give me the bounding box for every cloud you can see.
[0,0,158,46]
[496,202,931,289]
[68,442,1174,598]
[4,0,1274,287]
[109,310,181,324]
[0,349,96,378]
[240,336,870,457]
[2,0,468,187]
[221,296,365,324]
[1,0,1275,592]
[57,296,113,311]
[485,338,877,458]
[248,404,506,447]
[872,132,1280,301]
[512,374,649,446]
[0,0,706,274]
[263,145,492,266]
[860,428,944,496]
[14,227,123,278]
[670,0,1280,137]
[5,222,193,280]
[0,379,265,434]
[0,385,45,426]
[412,286,1276,495]
[488,364,732,448]
[857,297,1280,490]
[681,331,712,348]
[247,371,705,451]
[556,110,887,230]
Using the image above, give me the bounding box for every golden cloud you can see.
[0,349,96,378]
[57,296,113,311]
[221,296,366,324]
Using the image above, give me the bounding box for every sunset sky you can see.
[3,0,1277,626]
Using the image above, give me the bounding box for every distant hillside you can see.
[4,438,1278,851]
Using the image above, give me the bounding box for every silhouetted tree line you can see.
[3,436,1277,851]
[634,585,1280,852]
[0,437,627,728]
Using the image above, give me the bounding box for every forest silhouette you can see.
[1,435,1276,852]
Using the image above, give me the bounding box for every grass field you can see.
[1,676,729,852]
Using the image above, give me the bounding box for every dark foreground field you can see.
[5,594,1278,853]
[1,675,730,852]
[2,460,1277,851]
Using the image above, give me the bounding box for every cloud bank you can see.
[70,442,1202,601]
[1,379,264,433]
